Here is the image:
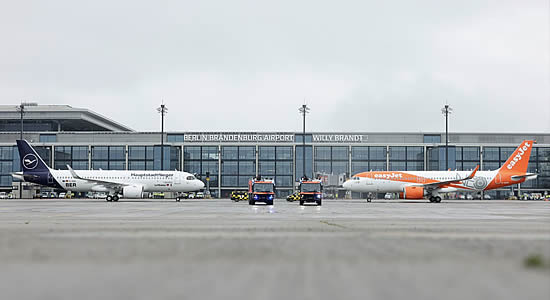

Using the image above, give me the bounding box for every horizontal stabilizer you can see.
[511,173,538,181]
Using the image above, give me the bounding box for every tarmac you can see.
[0,198,549,300]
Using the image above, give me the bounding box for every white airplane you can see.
[12,140,204,201]
[343,140,537,202]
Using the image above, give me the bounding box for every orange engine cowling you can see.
[399,186,425,199]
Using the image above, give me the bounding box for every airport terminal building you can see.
[1,105,549,198]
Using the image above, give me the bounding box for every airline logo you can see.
[374,173,403,179]
[22,154,38,170]
[507,142,531,170]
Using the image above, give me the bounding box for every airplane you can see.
[12,140,205,202]
[342,140,537,202]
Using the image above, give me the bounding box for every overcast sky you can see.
[1,0,549,133]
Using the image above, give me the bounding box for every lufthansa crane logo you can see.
[22,154,38,170]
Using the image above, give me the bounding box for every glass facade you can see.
[351,146,388,173]
[314,146,349,175]
[0,146,14,187]
[128,146,155,170]
[221,146,256,187]
[295,134,312,143]
[184,146,219,192]
[167,134,184,143]
[259,146,293,193]
[154,145,180,171]
[423,134,441,143]
[54,146,89,170]
[455,146,480,171]
[427,146,456,171]
[1,137,549,196]
[389,146,424,171]
[39,134,57,143]
[91,146,126,170]
[296,145,313,179]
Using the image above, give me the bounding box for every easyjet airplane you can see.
[342,140,537,202]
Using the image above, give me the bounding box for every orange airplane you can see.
[343,140,537,202]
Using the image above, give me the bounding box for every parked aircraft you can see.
[343,140,537,202]
[12,140,204,201]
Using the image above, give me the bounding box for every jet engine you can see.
[399,186,425,199]
[122,185,144,198]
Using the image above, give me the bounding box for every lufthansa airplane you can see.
[343,140,537,202]
[12,140,204,201]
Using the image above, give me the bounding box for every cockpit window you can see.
[352,177,360,180]
[186,175,196,180]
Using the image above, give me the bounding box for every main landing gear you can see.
[106,195,119,202]
[429,196,442,203]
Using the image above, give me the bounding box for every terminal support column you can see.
[88,145,92,170]
[386,145,390,171]
[51,145,55,169]
[218,145,222,197]
[180,145,184,171]
[255,145,259,177]
[292,144,296,191]
[348,145,352,178]
[125,145,129,170]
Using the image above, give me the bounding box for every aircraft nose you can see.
[197,180,205,189]
[342,180,351,190]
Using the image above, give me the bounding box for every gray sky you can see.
[1,0,549,133]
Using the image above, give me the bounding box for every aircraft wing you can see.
[418,165,479,189]
[67,165,130,188]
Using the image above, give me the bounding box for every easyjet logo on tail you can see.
[507,142,531,170]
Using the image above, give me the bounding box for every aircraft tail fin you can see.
[16,140,51,173]
[501,140,534,174]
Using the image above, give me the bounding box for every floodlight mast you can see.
[299,104,310,179]
[441,104,453,170]
[16,102,37,198]
[157,103,168,170]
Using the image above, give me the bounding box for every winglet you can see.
[465,165,479,180]
[67,165,83,180]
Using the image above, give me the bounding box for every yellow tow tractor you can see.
[286,192,300,202]
[230,190,249,202]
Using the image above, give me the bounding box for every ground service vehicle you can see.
[286,191,300,202]
[248,177,275,205]
[299,179,322,206]
[231,191,248,202]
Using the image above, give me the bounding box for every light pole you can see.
[16,102,37,198]
[298,104,310,179]
[157,103,168,170]
[441,104,453,170]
